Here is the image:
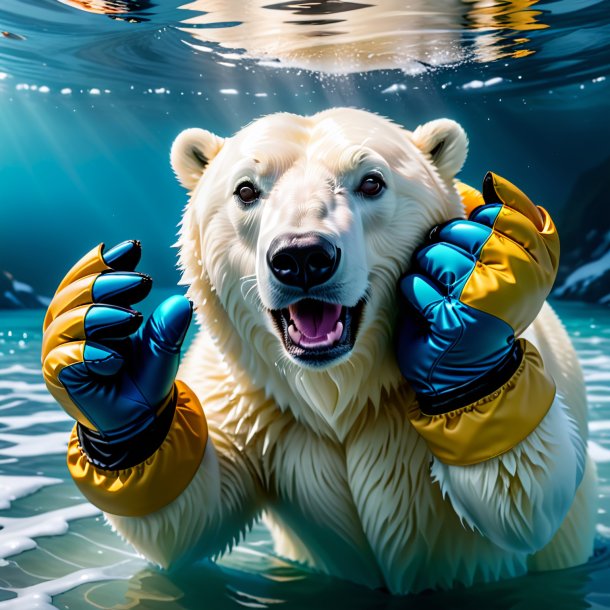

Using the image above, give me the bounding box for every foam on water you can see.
[579,356,610,368]
[2,562,137,610]
[589,395,610,404]
[0,503,100,561]
[0,432,68,458]
[0,412,70,432]
[0,402,27,412]
[591,421,610,433]
[0,476,61,510]
[0,366,41,376]
[589,441,610,464]
[0,381,47,392]
[586,373,610,383]
[0,380,55,408]
[0,394,55,406]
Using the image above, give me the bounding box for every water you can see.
[1,0,609,89]
[0,301,609,608]
[1,0,610,607]
[1,0,609,295]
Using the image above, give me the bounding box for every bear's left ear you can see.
[412,119,468,181]
[171,128,225,191]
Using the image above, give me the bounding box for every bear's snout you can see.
[267,232,341,290]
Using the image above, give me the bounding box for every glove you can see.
[41,240,193,469]
[397,172,559,414]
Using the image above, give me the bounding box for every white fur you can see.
[105,109,597,594]
[431,393,585,554]
[106,432,260,568]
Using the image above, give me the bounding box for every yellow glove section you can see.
[455,180,485,216]
[456,174,560,337]
[43,339,96,429]
[406,339,555,466]
[67,380,208,517]
[43,243,111,329]
[42,244,113,431]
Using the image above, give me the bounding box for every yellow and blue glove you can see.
[397,172,559,415]
[41,240,193,470]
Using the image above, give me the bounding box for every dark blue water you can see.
[1,1,610,607]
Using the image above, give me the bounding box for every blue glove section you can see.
[91,272,151,305]
[59,295,192,443]
[56,241,193,444]
[396,206,519,413]
[83,305,142,341]
[103,239,142,270]
[397,274,515,396]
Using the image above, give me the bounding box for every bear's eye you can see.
[235,181,260,206]
[357,173,385,198]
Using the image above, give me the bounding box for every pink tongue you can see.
[288,301,342,338]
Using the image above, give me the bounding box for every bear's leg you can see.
[528,454,598,571]
[430,391,586,556]
[525,302,598,569]
[105,427,262,568]
[431,303,596,564]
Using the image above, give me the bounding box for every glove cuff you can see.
[407,339,556,466]
[76,386,177,470]
[417,342,523,416]
[68,380,208,517]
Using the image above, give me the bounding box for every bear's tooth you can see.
[288,324,302,346]
[330,321,343,344]
[325,321,343,345]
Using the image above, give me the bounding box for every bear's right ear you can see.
[171,128,225,191]
[412,119,468,182]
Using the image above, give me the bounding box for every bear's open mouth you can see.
[270,299,365,365]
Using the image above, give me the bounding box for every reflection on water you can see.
[1,31,25,41]
[52,543,610,610]
[56,0,153,21]
[178,0,546,73]
[0,0,607,95]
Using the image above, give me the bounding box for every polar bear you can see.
[42,108,597,595]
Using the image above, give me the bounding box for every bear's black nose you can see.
[267,233,341,290]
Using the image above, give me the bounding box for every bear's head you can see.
[172,108,467,437]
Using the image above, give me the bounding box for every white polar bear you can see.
[59,108,597,594]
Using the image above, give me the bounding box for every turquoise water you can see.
[0,301,610,609]
[1,0,610,607]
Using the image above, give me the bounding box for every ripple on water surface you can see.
[0,0,608,99]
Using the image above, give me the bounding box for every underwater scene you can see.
[1,0,610,608]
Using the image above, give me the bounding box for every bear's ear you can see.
[412,119,468,181]
[171,128,225,191]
